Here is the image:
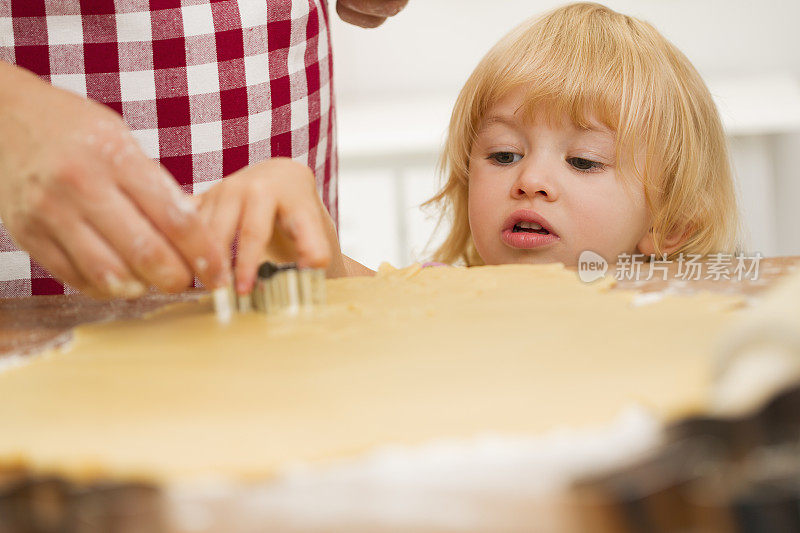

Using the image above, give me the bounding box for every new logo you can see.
[578,250,608,283]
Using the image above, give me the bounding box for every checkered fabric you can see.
[0,0,337,296]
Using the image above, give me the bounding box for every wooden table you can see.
[2,256,799,358]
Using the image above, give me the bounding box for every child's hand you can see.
[197,158,344,294]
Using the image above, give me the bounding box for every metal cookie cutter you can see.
[213,262,326,323]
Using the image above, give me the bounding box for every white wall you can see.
[332,0,800,99]
[330,0,800,269]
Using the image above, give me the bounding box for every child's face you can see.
[468,88,651,266]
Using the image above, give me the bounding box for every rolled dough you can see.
[0,264,741,482]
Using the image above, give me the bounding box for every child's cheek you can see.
[571,200,630,252]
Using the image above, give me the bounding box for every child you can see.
[425,1,741,267]
[204,2,741,291]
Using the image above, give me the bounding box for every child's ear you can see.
[636,226,690,256]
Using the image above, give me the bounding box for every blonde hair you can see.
[425,2,741,266]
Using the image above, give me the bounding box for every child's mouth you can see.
[501,210,560,249]
[513,222,550,235]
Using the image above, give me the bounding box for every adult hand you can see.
[0,62,229,298]
[336,0,409,28]
[196,158,344,295]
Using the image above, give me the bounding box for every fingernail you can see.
[175,194,196,215]
[104,271,121,290]
[104,272,146,299]
[236,277,251,295]
[170,186,197,215]
[120,280,147,299]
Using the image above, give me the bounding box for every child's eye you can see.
[488,152,522,165]
[567,157,605,172]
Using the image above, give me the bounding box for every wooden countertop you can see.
[2,256,799,358]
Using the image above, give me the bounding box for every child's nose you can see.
[511,165,559,201]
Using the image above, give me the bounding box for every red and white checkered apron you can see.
[0,0,337,297]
